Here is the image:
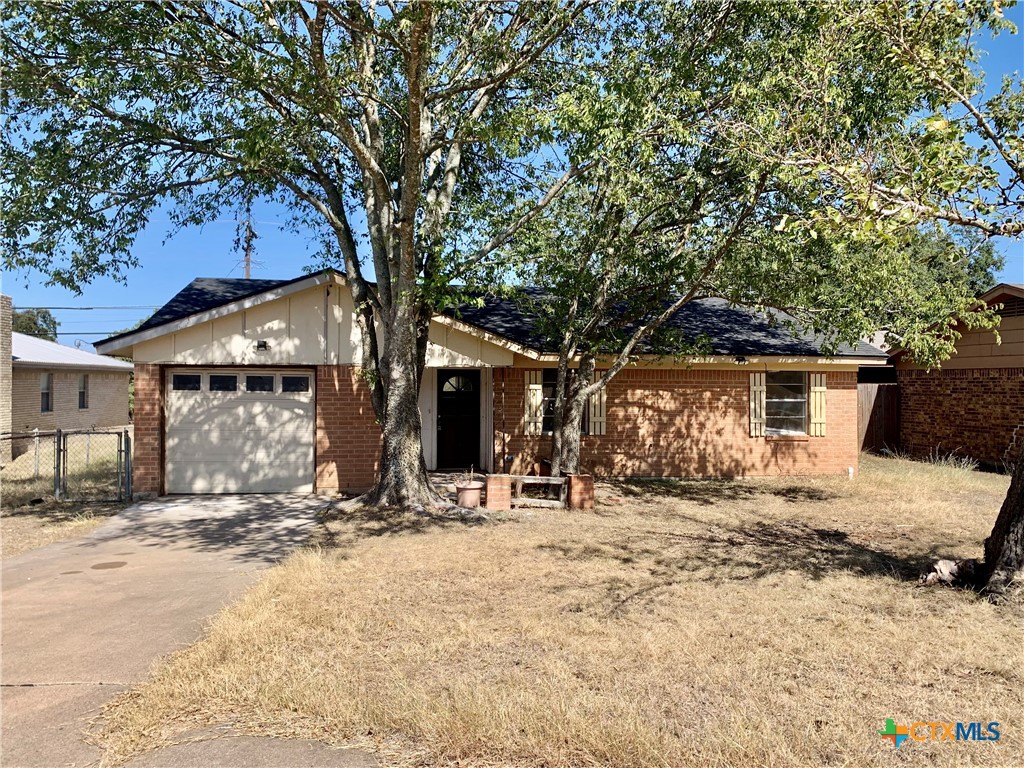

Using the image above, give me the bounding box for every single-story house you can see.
[0,294,134,463]
[891,282,1024,468]
[94,270,887,495]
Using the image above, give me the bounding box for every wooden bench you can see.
[509,475,567,509]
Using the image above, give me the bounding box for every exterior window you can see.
[441,374,474,393]
[765,371,807,435]
[282,375,310,393]
[78,374,89,409]
[40,373,53,412]
[541,369,558,434]
[246,375,275,393]
[209,374,238,392]
[541,369,591,435]
[172,374,202,391]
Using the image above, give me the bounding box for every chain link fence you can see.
[1,427,132,509]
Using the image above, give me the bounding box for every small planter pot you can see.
[455,481,484,508]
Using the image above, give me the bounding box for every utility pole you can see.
[242,217,256,279]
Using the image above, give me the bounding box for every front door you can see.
[436,369,480,470]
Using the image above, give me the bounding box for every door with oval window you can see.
[436,369,480,470]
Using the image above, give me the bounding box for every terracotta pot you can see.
[455,481,484,508]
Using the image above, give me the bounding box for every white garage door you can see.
[165,368,315,493]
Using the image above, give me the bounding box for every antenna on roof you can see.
[228,198,266,279]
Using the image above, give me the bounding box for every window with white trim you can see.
[40,373,53,413]
[765,371,807,435]
[78,374,89,409]
[525,369,599,436]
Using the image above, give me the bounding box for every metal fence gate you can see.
[0,427,132,508]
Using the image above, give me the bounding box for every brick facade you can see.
[484,473,511,511]
[1,295,12,463]
[315,365,382,493]
[132,364,164,496]
[493,367,860,478]
[9,368,130,434]
[897,367,1024,466]
[130,363,858,496]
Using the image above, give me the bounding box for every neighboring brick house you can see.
[892,283,1024,468]
[95,271,885,496]
[1,295,133,461]
[1,296,12,463]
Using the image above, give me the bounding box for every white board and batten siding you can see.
[165,368,314,494]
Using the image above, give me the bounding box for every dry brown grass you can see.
[0,501,125,558]
[94,455,1023,767]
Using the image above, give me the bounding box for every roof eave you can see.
[12,360,133,372]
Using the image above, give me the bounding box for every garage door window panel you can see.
[282,375,310,393]
[209,374,238,392]
[172,374,202,391]
[246,375,275,393]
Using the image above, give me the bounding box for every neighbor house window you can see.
[40,373,53,412]
[78,374,89,409]
[765,371,807,435]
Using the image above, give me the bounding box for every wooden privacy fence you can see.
[858,383,899,453]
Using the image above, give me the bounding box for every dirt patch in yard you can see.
[1,500,127,558]
[93,455,1022,767]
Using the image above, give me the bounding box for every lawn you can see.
[1,432,129,557]
[0,500,127,558]
[94,455,1022,767]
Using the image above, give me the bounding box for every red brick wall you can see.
[132,364,163,495]
[897,367,1024,466]
[315,365,382,493]
[492,368,859,478]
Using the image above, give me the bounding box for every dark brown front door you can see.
[437,369,480,470]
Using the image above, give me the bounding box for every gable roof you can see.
[95,271,339,353]
[123,276,298,337]
[446,290,885,358]
[12,333,134,371]
[96,271,886,361]
[979,282,1024,305]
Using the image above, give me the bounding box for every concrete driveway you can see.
[1,495,342,768]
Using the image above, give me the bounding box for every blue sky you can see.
[2,10,1022,349]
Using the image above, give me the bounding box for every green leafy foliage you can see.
[12,308,58,340]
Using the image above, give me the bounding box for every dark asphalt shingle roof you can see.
[100,273,886,358]
[98,276,297,346]
[447,290,885,358]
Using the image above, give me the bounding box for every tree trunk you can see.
[549,348,573,477]
[363,302,443,509]
[556,356,595,476]
[981,457,1024,599]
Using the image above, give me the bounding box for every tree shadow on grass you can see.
[601,477,837,508]
[1,499,128,524]
[314,501,492,553]
[539,512,943,614]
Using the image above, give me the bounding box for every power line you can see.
[14,306,159,310]
[18,331,122,336]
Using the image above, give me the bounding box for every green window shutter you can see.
[809,373,827,437]
[524,370,544,436]
[750,372,766,437]
[589,370,607,436]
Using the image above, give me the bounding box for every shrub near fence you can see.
[0,427,132,509]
